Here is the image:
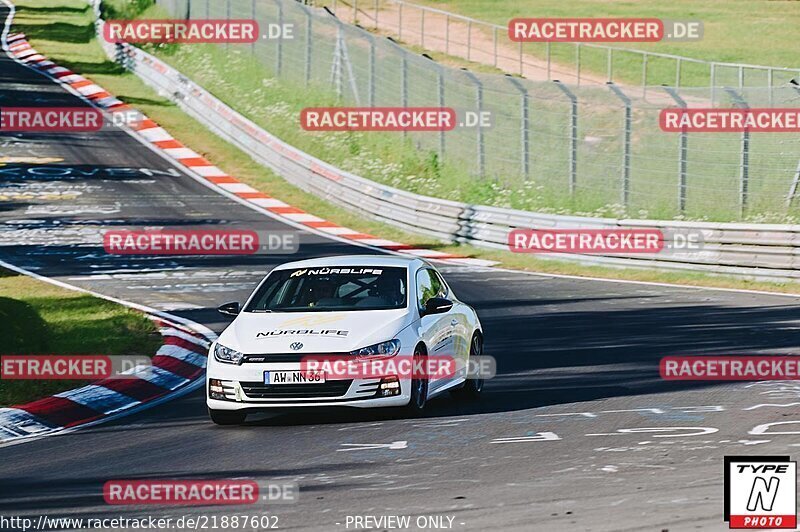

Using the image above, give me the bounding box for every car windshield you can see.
[245,266,407,312]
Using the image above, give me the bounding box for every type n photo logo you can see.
[724,456,797,529]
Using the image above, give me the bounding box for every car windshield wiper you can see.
[249,309,274,313]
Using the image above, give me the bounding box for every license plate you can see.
[264,371,326,385]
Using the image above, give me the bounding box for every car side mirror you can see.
[422,297,453,316]
[217,301,241,316]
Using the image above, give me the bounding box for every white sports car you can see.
[206,255,484,424]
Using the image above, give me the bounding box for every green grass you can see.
[396,0,800,88]
[11,0,800,297]
[0,270,160,406]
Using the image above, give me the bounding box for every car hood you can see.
[218,309,413,354]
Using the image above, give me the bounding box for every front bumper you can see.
[206,358,412,410]
[207,395,409,410]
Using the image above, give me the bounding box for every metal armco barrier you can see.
[87,3,800,282]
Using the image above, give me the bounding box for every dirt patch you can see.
[334,0,610,85]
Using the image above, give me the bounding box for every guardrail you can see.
[87,2,800,282]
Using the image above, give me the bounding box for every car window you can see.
[433,271,450,298]
[245,266,407,312]
[416,268,447,310]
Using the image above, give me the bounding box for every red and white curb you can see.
[0,318,210,443]
[3,30,495,268]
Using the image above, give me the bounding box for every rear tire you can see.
[208,408,246,425]
[405,345,429,415]
[451,333,484,401]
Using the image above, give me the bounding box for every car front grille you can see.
[239,380,354,399]
[240,353,346,363]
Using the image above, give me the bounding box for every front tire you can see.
[208,408,246,425]
[451,333,484,401]
[406,345,429,414]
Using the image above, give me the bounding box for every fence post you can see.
[401,51,408,138]
[606,48,612,82]
[554,80,577,197]
[768,67,774,107]
[725,87,749,217]
[250,0,256,55]
[445,14,450,55]
[398,2,403,41]
[675,57,681,88]
[506,75,530,180]
[374,0,379,29]
[493,26,498,68]
[662,86,688,214]
[425,55,446,158]
[353,0,358,24]
[641,52,648,98]
[331,25,344,99]
[367,33,376,106]
[420,8,425,48]
[461,69,485,177]
[225,0,231,53]
[786,160,800,209]
[607,83,631,209]
[467,21,472,62]
[305,7,312,85]
[710,63,716,106]
[438,66,445,158]
[575,43,581,86]
[401,52,408,107]
[519,41,523,75]
[785,83,800,208]
[205,0,209,18]
[546,42,551,80]
[273,0,283,76]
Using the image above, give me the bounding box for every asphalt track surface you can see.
[3,11,800,531]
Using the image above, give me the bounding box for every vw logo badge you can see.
[290,342,303,351]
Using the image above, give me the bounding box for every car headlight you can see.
[350,339,401,359]
[214,343,244,365]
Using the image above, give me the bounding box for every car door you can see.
[416,268,456,391]
[433,269,471,379]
